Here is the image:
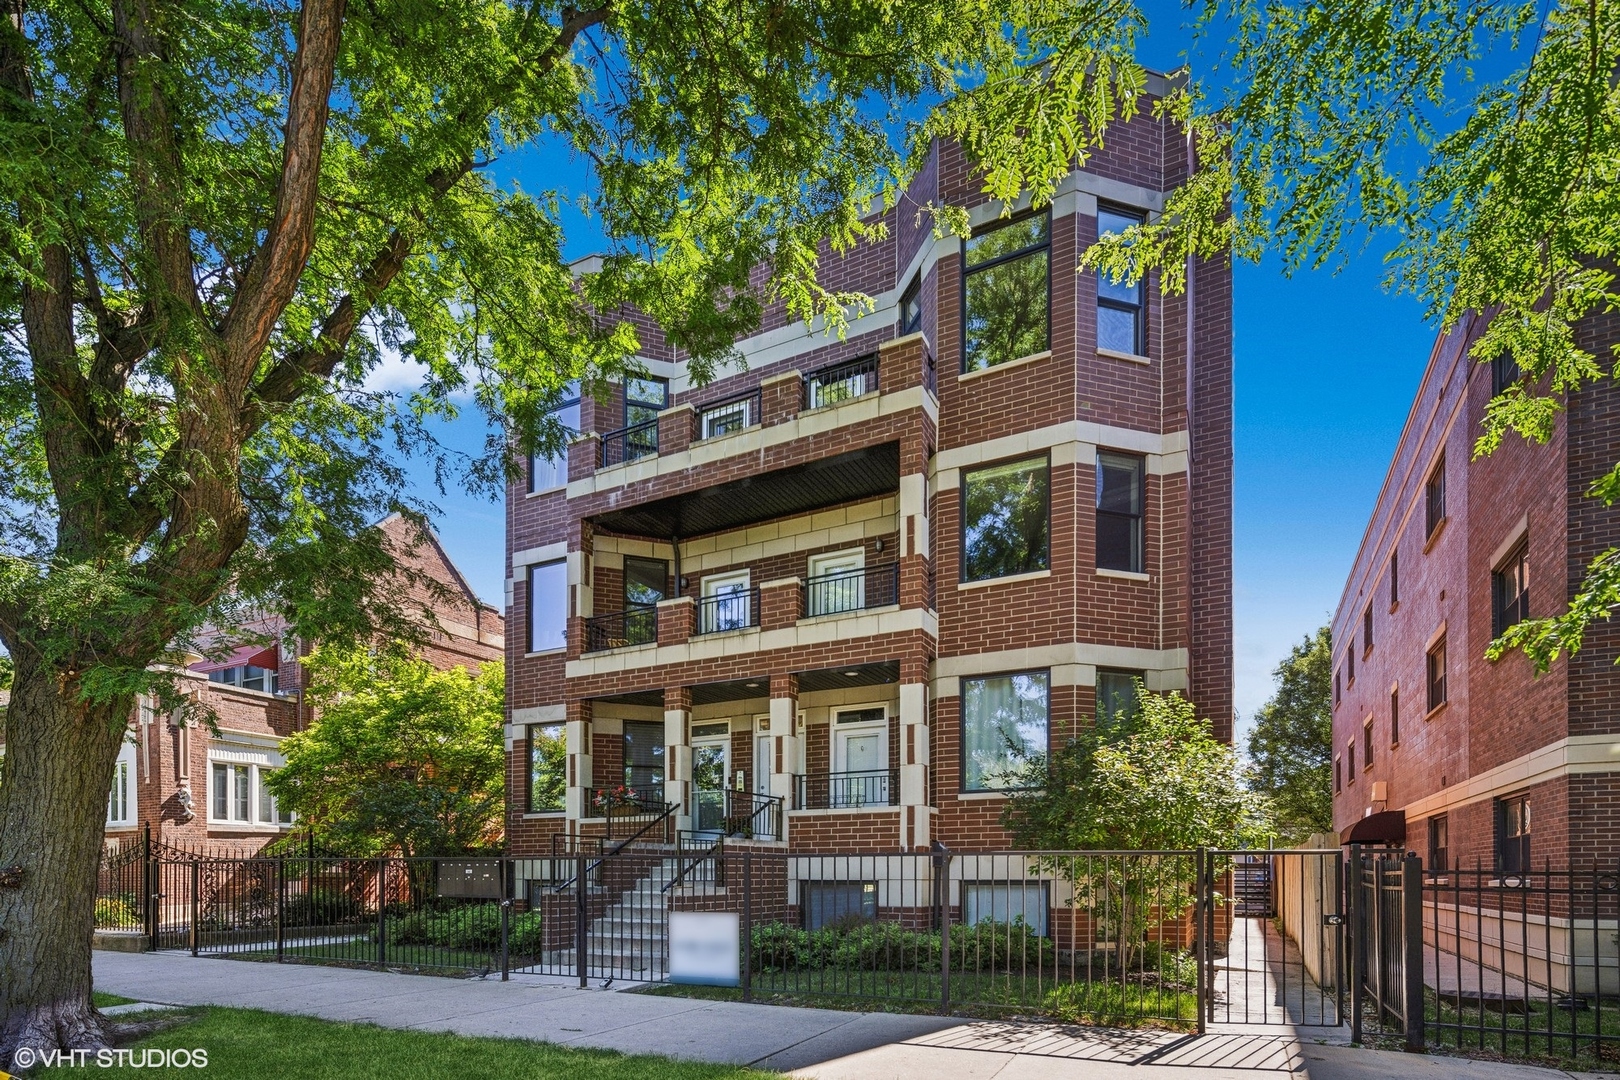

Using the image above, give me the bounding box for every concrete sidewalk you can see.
[93,951,1616,1079]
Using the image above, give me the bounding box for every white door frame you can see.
[690,722,732,834]
[806,547,865,616]
[831,704,889,807]
[700,569,752,633]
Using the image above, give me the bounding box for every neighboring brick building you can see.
[506,67,1234,899]
[1330,305,1620,872]
[101,513,504,854]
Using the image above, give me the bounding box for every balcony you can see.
[583,605,657,653]
[803,563,898,618]
[696,587,760,636]
[598,420,658,467]
[795,769,899,810]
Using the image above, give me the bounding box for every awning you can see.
[190,644,278,674]
[1340,809,1407,846]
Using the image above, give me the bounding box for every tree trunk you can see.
[0,653,132,1059]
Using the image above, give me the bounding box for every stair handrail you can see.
[665,832,724,893]
[549,803,674,892]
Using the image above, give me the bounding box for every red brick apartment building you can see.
[505,68,1234,898]
[77,514,504,854]
[1331,305,1620,873]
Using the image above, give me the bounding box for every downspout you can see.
[1183,125,1198,710]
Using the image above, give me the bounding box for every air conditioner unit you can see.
[1371,781,1388,803]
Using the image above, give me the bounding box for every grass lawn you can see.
[84,1006,778,1079]
[640,970,1198,1028]
[93,992,137,1008]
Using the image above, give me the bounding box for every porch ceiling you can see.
[588,662,901,710]
[589,441,900,541]
[796,661,899,694]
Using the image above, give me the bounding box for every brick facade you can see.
[508,73,1233,867]
[1332,310,1620,870]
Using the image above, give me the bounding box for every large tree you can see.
[1088,0,1620,671]
[267,647,505,859]
[0,0,1152,1055]
[1246,626,1333,845]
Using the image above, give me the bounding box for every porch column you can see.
[898,430,932,610]
[664,686,693,833]
[564,699,594,824]
[898,655,932,850]
[768,673,802,817]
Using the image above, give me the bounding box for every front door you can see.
[691,724,730,833]
[700,571,751,633]
[807,548,865,616]
[753,718,776,841]
[831,707,888,807]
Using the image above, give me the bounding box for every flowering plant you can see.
[593,785,641,812]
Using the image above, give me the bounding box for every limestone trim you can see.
[1396,735,1620,822]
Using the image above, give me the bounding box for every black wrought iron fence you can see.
[584,605,658,652]
[599,420,658,466]
[803,354,878,410]
[795,769,898,809]
[696,389,760,440]
[803,563,898,617]
[696,587,759,634]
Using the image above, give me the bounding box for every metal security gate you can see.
[1203,850,1345,1027]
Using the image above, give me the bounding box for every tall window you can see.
[620,556,666,646]
[1363,605,1373,653]
[1096,207,1145,355]
[1491,352,1522,395]
[527,723,565,812]
[1497,794,1531,875]
[1347,740,1355,781]
[1347,644,1355,685]
[962,456,1049,581]
[1390,550,1399,606]
[527,559,568,653]
[106,740,135,827]
[1390,688,1400,746]
[961,671,1049,792]
[1426,457,1446,537]
[1096,670,1142,726]
[1363,718,1374,770]
[1334,669,1341,706]
[962,212,1050,373]
[1492,540,1530,636]
[1427,635,1447,712]
[1429,815,1449,873]
[1335,756,1342,793]
[622,377,666,461]
[898,275,922,336]
[622,720,665,799]
[529,381,581,493]
[1096,451,1145,573]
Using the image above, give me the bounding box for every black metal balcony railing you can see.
[802,562,898,617]
[696,587,759,635]
[583,605,658,653]
[598,420,658,467]
[795,769,898,810]
[696,388,761,441]
[803,353,879,410]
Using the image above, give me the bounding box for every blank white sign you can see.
[668,911,740,986]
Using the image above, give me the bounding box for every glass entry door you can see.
[691,726,730,834]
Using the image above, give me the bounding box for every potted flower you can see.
[593,785,641,817]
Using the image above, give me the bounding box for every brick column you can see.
[760,370,802,426]
[567,433,599,482]
[768,673,801,823]
[567,521,593,658]
[664,686,693,832]
[760,577,802,631]
[898,654,931,849]
[656,596,694,646]
[658,403,695,457]
[879,332,930,393]
[565,698,594,822]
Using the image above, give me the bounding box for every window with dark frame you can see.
[1096,451,1145,573]
[527,559,568,653]
[1096,207,1146,355]
[1335,756,1343,793]
[1390,687,1400,746]
[621,720,665,800]
[1347,644,1355,685]
[962,456,1050,582]
[899,275,922,336]
[622,377,667,461]
[620,556,666,647]
[1426,457,1446,538]
[1096,670,1143,726]
[801,881,877,930]
[1363,718,1374,769]
[1347,740,1355,781]
[1429,815,1449,873]
[1427,635,1447,712]
[1497,794,1531,876]
[1391,550,1399,606]
[528,382,582,493]
[1363,605,1373,653]
[1491,352,1522,396]
[527,722,565,812]
[961,670,1050,792]
[962,212,1050,373]
[1492,540,1530,637]
[1334,669,1341,706]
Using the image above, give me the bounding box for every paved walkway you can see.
[93,951,1616,1079]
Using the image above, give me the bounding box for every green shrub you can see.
[95,895,139,928]
[749,918,1052,974]
[948,918,1055,970]
[287,887,362,927]
[382,903,544,954]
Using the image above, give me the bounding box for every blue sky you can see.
[398,7,1441,736]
